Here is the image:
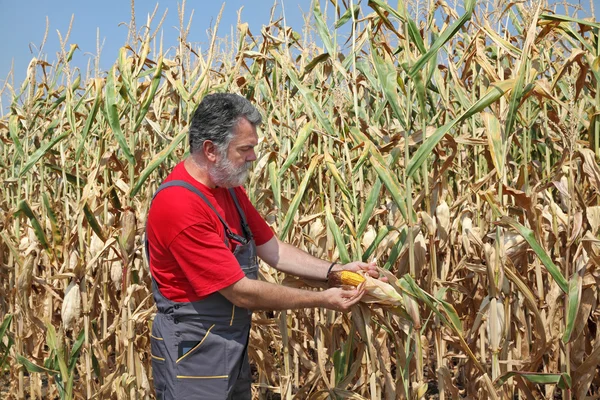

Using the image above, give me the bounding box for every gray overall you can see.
[146,181,258,400]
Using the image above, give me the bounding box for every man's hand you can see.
[338,260,387,281]
[321,286,365,312]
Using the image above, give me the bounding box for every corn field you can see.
[1,0,600,398]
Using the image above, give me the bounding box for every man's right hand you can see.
[320,286,365,312]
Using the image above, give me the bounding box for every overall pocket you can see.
[150,332,168,396]
[175,324,228,398]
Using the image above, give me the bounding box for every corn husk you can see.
[356,271,404,307]
[62,280,81,331]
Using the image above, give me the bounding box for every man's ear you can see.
[203,140,218,162]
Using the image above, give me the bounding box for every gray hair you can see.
[189,93,262,155]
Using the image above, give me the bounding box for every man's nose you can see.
[247,149,257,161]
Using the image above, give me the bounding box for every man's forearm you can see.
[256,236,340,280]
[219,277,328,310]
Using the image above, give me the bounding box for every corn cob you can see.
[328,270,365,287]
[329,269,404,307]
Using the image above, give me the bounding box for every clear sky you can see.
[0,0,314,100]
[1,0,599,107]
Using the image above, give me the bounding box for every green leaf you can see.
[75,80,103,161]
[325,203,350,264]
[68,329,85,374]
[83,203,106,242]
[371,46,407,129]
[495,372,572,389]
[498,216,568,293]
[563,271,581,343]
[301,53,330,78]
[280,155,321,238]
[16,355,59,375]
[14,200,49,250]
[134,55,164,131]
[105,66,135,165]
[9,114,24,158]
[279,121,314,177]
[313,2,334,55]
[42,193,62,246]
[284,66,335,138]
[408,0,475,77]
[323,151,352,201]
[45,323,68,384]
[482,112,504,176]
[504,3,540,137]
[335,5,359,29]
[406,81,514,179]
[130,128,187,197]
[357,178,382,238]
[19,130,70,176]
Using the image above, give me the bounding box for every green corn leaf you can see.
[68,329,86,374]
[105,65,135,165]
[362,224,390,261]
[0,314,12,344]
[130,128,188,197]
[563,271,582,343]
[495,372,571,390]
[539,13,600,29]
[324,151,352,201]
[504,3,539,137]
[325,203,350,264]
[382,226,411,270]
[335,4,360,29]
[370,156,408,221]
[83,203,106,242]
[118,47,136,103]
[279,121,314,176]
[280,155,321,238]
[14,200,49,250]
[301,53,330,78]
[9,114,24,158]
[45,323,68,384]
[19,130,70,176]
[357,178,382,238]
[42,193,62,246]
[134,55,164,131]
[44,163,84,186]
[498,216,568,293]
[407,80,514,179]
[313,2,334,55]
[371,46,407,129]
[75,79,103,161]
[482,112,504,176]
[409,0,475,77]
[285,67,335,138]
[16,355,59,375]
[368,0,425,53]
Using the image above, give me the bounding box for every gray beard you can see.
[209,156,251,188]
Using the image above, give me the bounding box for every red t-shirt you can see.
[146,161,274,302]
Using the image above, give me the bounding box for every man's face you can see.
[209,118,258,188]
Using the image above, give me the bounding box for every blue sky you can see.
[0,1,313,99]
[1,0,599,107]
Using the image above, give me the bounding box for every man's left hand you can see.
[340,260,387,281]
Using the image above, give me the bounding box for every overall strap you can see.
[154,180,249,245]
[228,188,253,241]
[145,180,249,263]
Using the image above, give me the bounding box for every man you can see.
[146,93,377,399]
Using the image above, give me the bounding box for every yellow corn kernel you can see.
[328,270,365,287]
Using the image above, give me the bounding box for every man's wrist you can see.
[326,262,338,280]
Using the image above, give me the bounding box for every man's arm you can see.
[256,236,378,280]
[219,276,363,311]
